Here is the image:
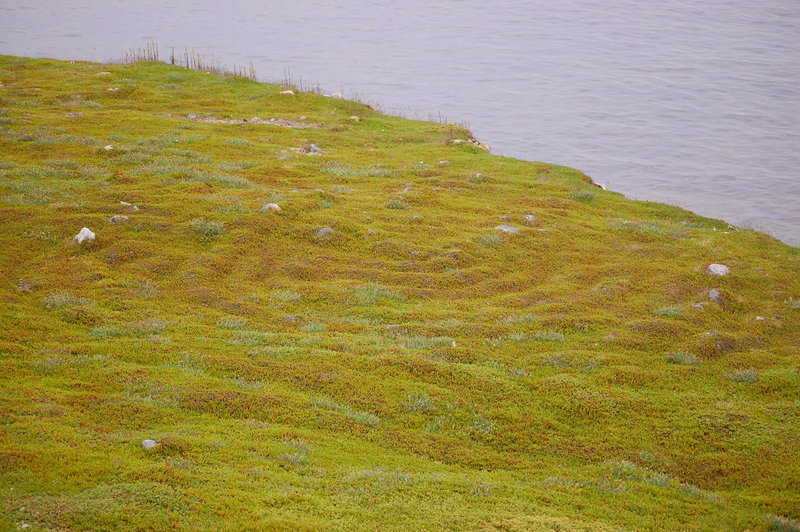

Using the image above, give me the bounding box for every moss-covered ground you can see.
[1,55,798,531]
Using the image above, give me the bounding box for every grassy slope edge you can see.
[0,55,798,531]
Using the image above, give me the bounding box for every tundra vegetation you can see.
[0,55,799,531]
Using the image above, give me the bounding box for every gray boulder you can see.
[74,227,95,245]
[496,224,522,234]
[142,439,159,450]
[706,264,730,276]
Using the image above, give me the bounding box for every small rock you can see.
[692,303,705,310]
[499,216,510,222]
[315,227,334,238]
[496,224,522,234]
[283,315,301,323]
[366,228,377,235]
[308,144,322,154]
[16,282,32,293]
[260,203,281,213]
[438,160,450,165]
[109,215,129,224]
[350,116,362,121]
[107,87,119,92]
[250,117,263,123]
[142,439,159,450]
[74,227,95,245]
[62,112,84,117]
[96,71,111,75]
[706,264,730,276]
[325,92,343,99]
[130,205,140,212]
[104,145,113,151]
[119,200,132,206]
[709,288,723,304]
[187,113,198,119]
[755,316,766,321]
[403,187,412,193]
[523,214,536,222]
[280,90,295,95]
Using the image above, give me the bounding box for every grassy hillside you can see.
[0,55,798,531]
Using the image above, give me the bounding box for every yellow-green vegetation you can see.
[1,55,799,531]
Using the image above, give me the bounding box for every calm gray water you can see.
[2,0,798,245]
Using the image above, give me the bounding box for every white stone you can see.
[104,145,113,151]
[260,203,281,213]
[706,264,730,276]
[280,90,294,95]
[496,224,522,234]
[523,214,536,222]
[109,215,129,224]
[142,439,159,450]
[74,227,95,245]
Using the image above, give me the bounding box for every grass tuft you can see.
[190,218,226,239]
[312,397,380,426]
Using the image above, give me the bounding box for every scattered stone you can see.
[107,87,119,92]
[62,112,84,117]
[403,187,412,193]
[74,227,95,245]
[280,90,295,95]
[142,439,159,450]
[325,91,343,99]
[496,224,522,234]
[103,145,113,151]
[249,117,263,123]
[16,281,32,293]
[706,264,730,276]
[755,316,766,321]
[350,116,362,121]
[523,214,536,222]
[260,203,281,213]
[130,205,140,212]
[366,228,377,235]
[438,160,450,165]
[119,201,132,206]
[499,216,510,222]
[96,71,111,75]
[315,227,335,238]
[283,315,301,323]
[187,113,198,119]
[692,303,705,310]
[109,215,129,224]
[291,144,323,155]
[709,289,723,304]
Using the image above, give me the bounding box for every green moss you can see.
[1,55,798,532]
